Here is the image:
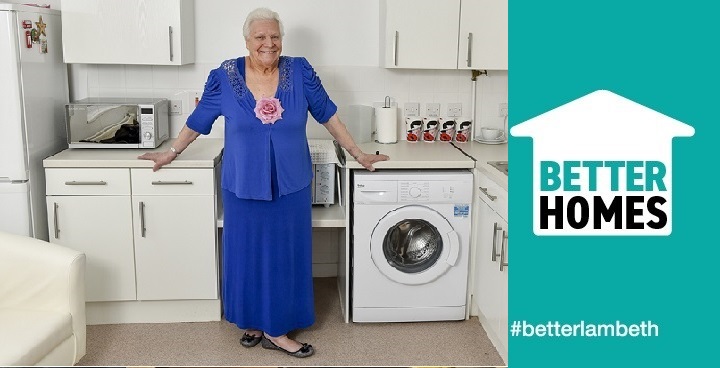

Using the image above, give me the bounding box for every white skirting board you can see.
[86,299,221,325]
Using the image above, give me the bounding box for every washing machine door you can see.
[370,205,460,285]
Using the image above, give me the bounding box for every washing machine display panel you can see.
[383,219,443,273]
[399,180,466,202]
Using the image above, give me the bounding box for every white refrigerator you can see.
[0,3,69,240]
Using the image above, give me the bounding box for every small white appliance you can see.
[352,170,473,322]
[308,139,343,207]
[65,97,169,149]
[0,4,68,239]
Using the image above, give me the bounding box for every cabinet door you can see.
[132,195,217,300]
[473,197,508,354]
[383,0,460,69]
[61,0,195,65]
[495,215,508,352]
[46,196,136,301]
[458,0,508,70]
[474,199,504,325]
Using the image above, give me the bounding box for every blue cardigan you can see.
[187,56,337,200]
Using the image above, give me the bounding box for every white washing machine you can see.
[352,170,473,322]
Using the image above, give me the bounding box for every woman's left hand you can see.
[356,152,390,171]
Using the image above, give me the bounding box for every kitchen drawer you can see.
[476,169,508,220]
[131,168,214,196]
[46,168,131,195]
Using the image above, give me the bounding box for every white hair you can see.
[243,7,284,40]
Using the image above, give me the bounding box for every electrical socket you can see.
[499,102,508,117]
[426,103,440,117]
[170,100,182,115]
[185,90,202,112]
[404,102,420,117]
[447,103,462,117]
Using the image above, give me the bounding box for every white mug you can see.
[481,127,506,141]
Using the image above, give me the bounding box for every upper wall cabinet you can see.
[61,0,195,65]
[381,0,507,70]
[381,0,460,69]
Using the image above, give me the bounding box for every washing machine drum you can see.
[371,205,460,285]
[383,219,443,273]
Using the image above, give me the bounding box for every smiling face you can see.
[245,19,282,68]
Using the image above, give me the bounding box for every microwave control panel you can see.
[139,105,156,148]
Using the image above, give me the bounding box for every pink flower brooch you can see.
[254,97,284,124]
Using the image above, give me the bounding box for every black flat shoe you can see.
[261,335,315,358]
[240,332,262,347]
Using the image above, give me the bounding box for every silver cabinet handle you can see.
[139,201,146,237]
[479,186,497,201]
[393,31,398,66]
[151,180,193,185]
[491,222,502,261]
[467,33,473,67]
[53,202,59,239]
[65,181,107,186]
[500,230,509,271]
[168,26,174,62]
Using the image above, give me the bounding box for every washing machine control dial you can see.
[399,181,430,201]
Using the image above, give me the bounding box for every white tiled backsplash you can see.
[69,63,508,139]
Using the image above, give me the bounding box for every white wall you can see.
[66,0,508,140]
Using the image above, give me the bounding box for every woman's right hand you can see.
[138,151,177,172]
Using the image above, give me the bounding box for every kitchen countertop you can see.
[345,140,508,191]
[456,140,508,191]
[43,138,224,168]
[346,141,476,169]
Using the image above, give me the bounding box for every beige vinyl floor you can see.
[78,277,505,366]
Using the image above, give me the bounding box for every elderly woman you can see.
[139,7,387,358]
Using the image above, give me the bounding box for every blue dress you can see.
[187,56,337,336]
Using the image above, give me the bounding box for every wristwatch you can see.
[170,146,180,155]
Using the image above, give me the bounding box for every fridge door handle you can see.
[53,202,59,239]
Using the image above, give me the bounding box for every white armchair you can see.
[0,231,86,366]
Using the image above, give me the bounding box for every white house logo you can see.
[510,90,694,236]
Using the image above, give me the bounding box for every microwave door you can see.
[68,104,142,148]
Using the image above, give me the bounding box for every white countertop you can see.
[345,140,508,191]
[346,141,475,169]
[44,138,224,168]
[458,140,508,191]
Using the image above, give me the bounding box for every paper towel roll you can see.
[375,106,398,144]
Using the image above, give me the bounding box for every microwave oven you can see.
[65,98,169,148]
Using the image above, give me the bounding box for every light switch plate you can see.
[448,103,462,117]
[170,100,182,115]
[404,102,420,116]
[426,103,440,117]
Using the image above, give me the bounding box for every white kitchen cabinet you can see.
[61,0,195,65]
[45,168,136,302]
[381,0,460,69]
[131,167,218,301]
[43,139,223,324]
[458,0,508,70]
[46,195,136,302]
[46,166,218,303]
[470,167,508,363]
[381,0,507,70]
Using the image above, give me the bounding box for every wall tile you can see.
[85,64,99,89]
[125,65,153,89]
[178,63,215,89]
[152,66,179,89]
[97,65,126,88]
